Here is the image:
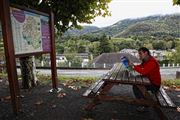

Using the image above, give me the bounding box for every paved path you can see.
[30,67,180,79]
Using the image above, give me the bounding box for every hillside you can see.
[63,26,99,36]
[115,14,180,38]
[63,14,180,38]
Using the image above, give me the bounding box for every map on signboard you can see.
[10,7,51,55]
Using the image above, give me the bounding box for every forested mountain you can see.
[63,26,100,36]
[63,14,180,38]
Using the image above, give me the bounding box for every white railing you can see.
[33,61,180,69]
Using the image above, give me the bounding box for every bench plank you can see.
[135,75,143,84]
[141,76,150,84]
[92,80,105,93]
[83,89,93,97]
[83,79,103,97]
[110,64,123,80]
[156,87,176,108]
[103,64,120,80]
[156,91,168,107]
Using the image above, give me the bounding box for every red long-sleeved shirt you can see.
[133,56,161,86]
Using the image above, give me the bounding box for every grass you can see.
[162,79,180,87]
[36,73,98,86]
[36,73,98,82]
[1,72,180,87]
[0,72,7,78]
[36,74,180,88]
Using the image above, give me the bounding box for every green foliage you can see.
[152,40,166,50]
[172,41,180,63]
[64,26,100,37]
[117,14,180,38]
[111,38,137,51]
[80,33,105,42]
[0,40,4,55]
[0,72,7,78]
[162,79,180,87]
[65,54,83,67]
[66,14,180,39]
[89,42,100,56]
[56,43,64,54]
[173,0,180,5]
[11,0,112,34]
[98,34,111,54]
[70,57,83,67]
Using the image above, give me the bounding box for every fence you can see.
[35,60,180,69]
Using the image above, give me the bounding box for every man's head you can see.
[138,47,151,60]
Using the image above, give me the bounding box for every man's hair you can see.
[138,47,151,56]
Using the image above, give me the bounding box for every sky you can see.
[83,0,180,28]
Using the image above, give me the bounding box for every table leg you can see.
[100,82,116,95]
[136,85,168,120]
[84,82,115,110]
[84,98,101,111]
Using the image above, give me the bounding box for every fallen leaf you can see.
[0,79,3,82]
[57,92,66,98]
[20,95,25,98]
[34,100,43,105]
[177,107,180,112]
[172,85,177,89]
[68,85,81,90]
[177,95,180,98]
[175,88,180,91]
[52,104,57,108]
[62,83,67,86]
[4,96,11,100]
[163,86,169,90]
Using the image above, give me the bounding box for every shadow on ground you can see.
[0,79,179,120]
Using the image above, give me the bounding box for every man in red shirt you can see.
[129,47,161,102]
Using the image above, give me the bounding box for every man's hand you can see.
[128,60,134,68]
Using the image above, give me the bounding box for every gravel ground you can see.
[0,79,180,120]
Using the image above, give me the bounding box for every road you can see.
[33,67,180,79]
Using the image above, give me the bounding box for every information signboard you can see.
[10,7,51,55]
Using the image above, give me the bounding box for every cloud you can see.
[83,0,179,27]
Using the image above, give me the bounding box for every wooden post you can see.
[49,11,58,90]
[176,71,180,79]
[0,0,21,114]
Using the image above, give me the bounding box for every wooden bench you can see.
[83,63,177,120]
[156,86,176,108]
[83,64,120,98]
[82,78,105,97]
[83,63,151,98]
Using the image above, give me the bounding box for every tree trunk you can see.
[19,56,37,89]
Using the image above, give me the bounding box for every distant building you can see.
[92,52,140,68]
[120,49,167,61]
[44,54,67,64]
[56,55,67,63]
[120,49,138,57]
[150,50,166,61]
[74,53,90,67]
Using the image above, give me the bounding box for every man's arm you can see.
[133,61,157,75]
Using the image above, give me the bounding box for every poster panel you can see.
[10,7,51,55]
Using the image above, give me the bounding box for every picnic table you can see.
[83,63,177,120]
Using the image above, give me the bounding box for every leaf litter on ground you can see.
[57,92,66,98]
[34,99,43,106]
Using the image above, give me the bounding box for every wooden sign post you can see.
[0,0,59,114]
[49,12,59,92]
[0,0,21,114]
